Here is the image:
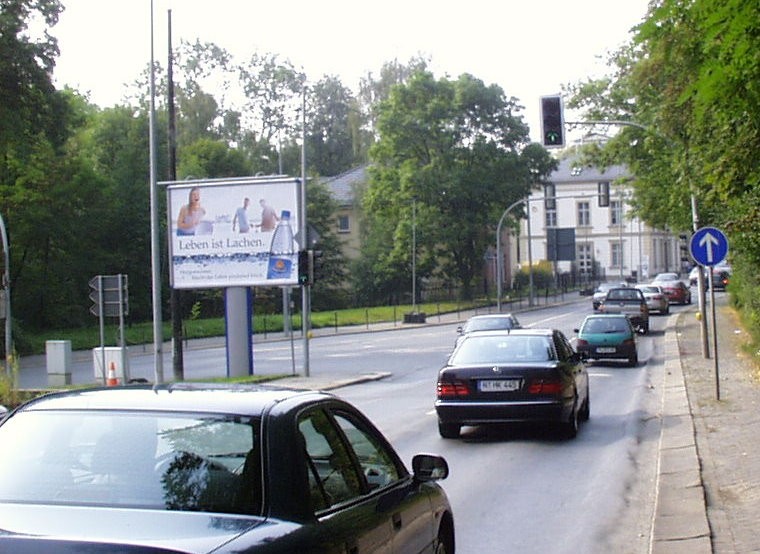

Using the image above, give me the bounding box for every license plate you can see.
[596,347,616,353]
[479,379,521,392]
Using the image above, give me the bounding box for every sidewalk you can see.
[671,295,760,553]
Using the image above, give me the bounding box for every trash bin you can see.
[46,340,72,386]
[92,347,129,384]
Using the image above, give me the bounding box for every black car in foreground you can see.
[0,384,454,553]
[435,329,589,440]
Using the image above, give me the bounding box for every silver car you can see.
[635,284,670,315]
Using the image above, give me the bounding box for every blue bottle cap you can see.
[281,210,290,219]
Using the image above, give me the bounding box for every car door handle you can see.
[392,512,403,530]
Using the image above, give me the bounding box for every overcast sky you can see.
[52,0,651,143]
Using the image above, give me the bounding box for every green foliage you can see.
[511,261,556,290]
[363,70,556,301]
[566,0,760,348]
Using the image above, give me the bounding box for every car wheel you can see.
[560,401,579,439]
[438,421,461,439]
[578,394,590,422]
[434,519,455,554]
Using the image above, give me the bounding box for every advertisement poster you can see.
[166,177,301,289]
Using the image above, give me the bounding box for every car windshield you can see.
[451,335,553,364]
[638,286,659,293]
[464,317,517,333]
[606,289,641,301]
[583,317,630,334]
[0,411,261,515]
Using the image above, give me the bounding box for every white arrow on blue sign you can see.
[689,226,729,266]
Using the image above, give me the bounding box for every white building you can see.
[515,157,684,284]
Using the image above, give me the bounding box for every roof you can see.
[320,165,368,207]
[550,157,628,184]
[17,384,333,416]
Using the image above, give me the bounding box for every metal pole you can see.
[709,266,719,399]
[300,87,310,377]
[0,214,11,374]
[148,0,164,383]
[412,199,416,312]
[526,196,534,307]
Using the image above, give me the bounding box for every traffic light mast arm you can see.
[563,119,650,132]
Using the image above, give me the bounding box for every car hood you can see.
[0,503,288,553]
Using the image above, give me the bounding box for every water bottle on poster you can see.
[266,210,296,280]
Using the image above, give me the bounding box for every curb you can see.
[650,312,711,554]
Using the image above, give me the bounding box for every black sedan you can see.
[0,384,454,553]
[435,329,589,439]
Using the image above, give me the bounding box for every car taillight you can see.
[528,379,563,395]
[575,339,589,347]
[437,380,470,398]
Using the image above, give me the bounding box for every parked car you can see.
[599,287,650,333]
[635,284,670,315]
[573,314,639,367]
[455,313,521,347]
[435,329,589,439]
[0,385,455,553]
[653,279,691,305]
[592,281,628,310]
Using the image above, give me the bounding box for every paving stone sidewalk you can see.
[677,294,760,554]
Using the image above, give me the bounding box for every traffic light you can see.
[312,250,324,284]
[297,250,312,286]
[540,95,565,147]
[598,181,610,208]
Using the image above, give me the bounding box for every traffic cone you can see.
[106,361,119,386]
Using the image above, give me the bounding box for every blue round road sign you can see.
[689,226,729,266]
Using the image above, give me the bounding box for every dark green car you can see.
[573,313,639,367]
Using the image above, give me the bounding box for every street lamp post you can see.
[0,213,11,374]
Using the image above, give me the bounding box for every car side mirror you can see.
[412,454,449,482]
[456,326,463,335]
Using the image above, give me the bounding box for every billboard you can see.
[165,176,301,289]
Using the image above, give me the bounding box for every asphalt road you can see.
[18,297,691,552]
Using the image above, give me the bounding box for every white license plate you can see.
[479,379,521,392]
[596,347,617,353]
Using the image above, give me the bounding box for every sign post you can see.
[689,227,729,400]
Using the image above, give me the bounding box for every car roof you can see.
[582,313,630,320]
[15,384,332,416]
[463,314,517,323]
[463,328,554,338]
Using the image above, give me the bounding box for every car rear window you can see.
[0,411,261,515]
[452,335,552,364]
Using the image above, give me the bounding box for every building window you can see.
[577,201,590,227]
[337,215,350,233]
[577,243,592,274]
[611,241,623,268]
[611,200,623,226]
[545,209,557,228]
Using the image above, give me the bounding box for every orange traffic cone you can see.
[106,361,119,386]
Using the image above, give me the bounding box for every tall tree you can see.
[364,70,556,300]
[305,75,359,176]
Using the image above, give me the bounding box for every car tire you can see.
[560,401,579,439]
[434,520,455,554]
[578,395,590,422]
[438,421,461,439]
